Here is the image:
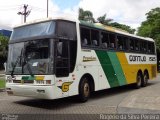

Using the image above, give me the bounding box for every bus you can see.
[5,18,157,102]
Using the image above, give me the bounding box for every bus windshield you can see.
[7,39,50,75]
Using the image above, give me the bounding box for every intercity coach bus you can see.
[6,18,157,102]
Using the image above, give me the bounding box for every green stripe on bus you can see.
[95,50,119,87]
[107,52,127,86]
[21,76,35,80]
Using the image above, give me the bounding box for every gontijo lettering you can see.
[129,55,146,62]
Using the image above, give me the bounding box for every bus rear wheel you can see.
[135,72,143,89]
[142,72,149,87]
[79,77,90,102]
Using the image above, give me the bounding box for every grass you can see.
[0,78,5,88]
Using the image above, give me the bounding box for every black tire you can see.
[142,72,149,87]
[135,72,143,89]
[79,77,90,102]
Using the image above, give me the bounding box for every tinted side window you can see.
[57,21,77,40]
[101,32,109,49]
[109,33,116,49]
[117,36,123,50]
[135,39,140,51]
[141,41,148,53]
[148,42,155,54]
[91,29,99,47]
[129,38,135,51]
[117,35,129,51]
[151,42,155,54]
[80,27,91,46]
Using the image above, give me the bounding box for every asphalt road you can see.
[0,74,159,120]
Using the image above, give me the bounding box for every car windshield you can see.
[6,39,51,75]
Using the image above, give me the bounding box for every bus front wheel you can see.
[79,77,90,102]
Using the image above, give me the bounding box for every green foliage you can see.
[0,79,5,88]
[78,8,95,23]
[0,34,9,57]
[97,14,113,25]
[78,8,135,34]
[109,22,136,34]
[0,34,9,69]
[137,7,160,50]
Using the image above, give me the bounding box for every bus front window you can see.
[7,39,51,75]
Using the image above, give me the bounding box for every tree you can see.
[97,14,113,25]
[0,34,9,69]
[137,7,160,50]
[78,8,135,34]
[110,22,136,34]
[78,8,95,23]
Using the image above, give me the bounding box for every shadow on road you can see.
[14,82,156,110]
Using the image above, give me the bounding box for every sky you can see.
[0,0,160,30]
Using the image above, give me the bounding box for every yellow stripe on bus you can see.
[116,52,157,84]
[35,76,45,81]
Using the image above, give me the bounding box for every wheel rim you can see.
[84,82,90,97]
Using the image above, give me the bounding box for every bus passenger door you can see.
[55,39,70,97]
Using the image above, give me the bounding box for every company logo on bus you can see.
[83,56,96,62]
[58,82,73,92]
[129,55,146,62]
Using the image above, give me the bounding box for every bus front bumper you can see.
[6,84,61,99]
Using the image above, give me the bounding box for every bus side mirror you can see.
[3,62,6,72]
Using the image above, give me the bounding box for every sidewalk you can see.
[118,75,160,113]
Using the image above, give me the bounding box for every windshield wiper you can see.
[11,49,23,77]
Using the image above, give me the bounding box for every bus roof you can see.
[13,17,154,42]
[14,17,77,28]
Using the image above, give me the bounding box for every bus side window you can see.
[129,38,135,51]
[101,32,109,49]
[91,29,99,47]
[80,27,91,47]
[117,36,123,50]
[151,42,155,54]
[124,37,129,51]
[142,41,147,53]
[148,42,155,54]
[135,39,140,51]
[109,33,116,49]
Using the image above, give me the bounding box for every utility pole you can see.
[18,4,31,23]
[47,0,49,18]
